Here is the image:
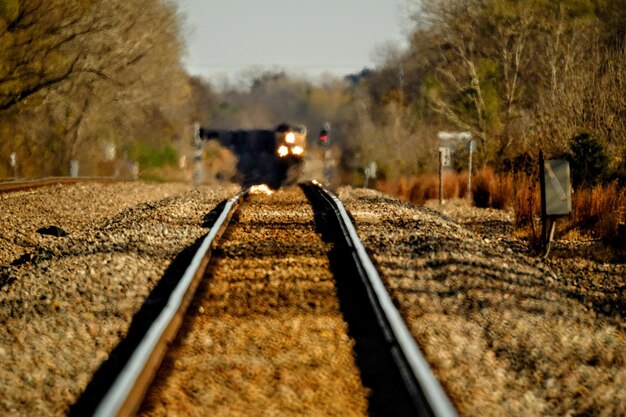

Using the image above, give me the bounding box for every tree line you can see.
[0,0,189,177]
[347,0,626,185]
[2,0,624,186]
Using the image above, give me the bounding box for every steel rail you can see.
[92,189,246,417]
[0,177,125,194]
[308,181,458,417]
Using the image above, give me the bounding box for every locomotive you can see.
[199,123,306,188]
[274,123,307,160]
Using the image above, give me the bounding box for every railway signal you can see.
[320,121,331,144]
[319,129,329,142]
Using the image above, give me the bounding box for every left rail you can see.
[90,190,245,417]
[0,177,122,194]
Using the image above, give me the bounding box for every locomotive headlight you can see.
[285,132,296,144]
[278,145,289,157]
[292,146,304,155]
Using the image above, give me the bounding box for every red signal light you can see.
[319,129,329,142]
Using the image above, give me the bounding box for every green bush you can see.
[569,133,609,187]
[128,142,178,169]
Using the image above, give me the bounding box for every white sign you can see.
[439,147,451,167]
[438,131,472,140]
[364,162,377,178]
[103,143,116,161]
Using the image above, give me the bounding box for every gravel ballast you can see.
[1,182,623,416]
[138,187,368,417]
[339,187,625,417]
[0,182,238,416]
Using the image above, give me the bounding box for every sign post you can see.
[438,147,450,205]
[364,161,377,188]
[467,139,475,200]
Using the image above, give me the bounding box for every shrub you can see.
[128,142,178,169]
[514,173,541,233]
[569,133,609,187]
[397,177,411,200]
[472,167,496,208]
[443,172,460,200]
[457,171,469,199]
[491,173,514,210]
[409,179,426,205]
[409,175,440,205]
[423,176,439,201]
[572,181,626,240]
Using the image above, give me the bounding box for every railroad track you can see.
[70,182,457,417]
[0,177,123,194]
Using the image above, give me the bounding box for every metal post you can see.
[10,152,17,178]
[439,148,444,205]
[539,150,547,248]
[467,140,473,201]
[323,122,332,185]
[70,160,79,178]
[544,218,556,258]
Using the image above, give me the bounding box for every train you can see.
[274,123,307,160]
[199,123,306,188]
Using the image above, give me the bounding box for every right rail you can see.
[302,181,458,417]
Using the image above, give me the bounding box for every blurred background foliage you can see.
[1,0,625,187]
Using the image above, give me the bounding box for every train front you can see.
[275,124,306,161]
[275,124,306,184]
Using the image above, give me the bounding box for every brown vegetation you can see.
[342,0,626,204]
[389,169,626,243]
[571,182,626,241]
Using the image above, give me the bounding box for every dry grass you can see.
[444,173,460,201]
[457,171,469,199]
[408,175,439,205]
[514,173,541,229]
[491,173,514,210]
[472,167,496,208]
[397,176,412,201]
[513,177,625,242]
[571,181,626,240]
[471,167,514,210]
[377,169,625,242]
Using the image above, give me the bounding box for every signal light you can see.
[319,129,328,142]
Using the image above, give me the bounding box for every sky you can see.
[175,0,411,84]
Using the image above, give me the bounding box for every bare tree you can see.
[0,0,190,176]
